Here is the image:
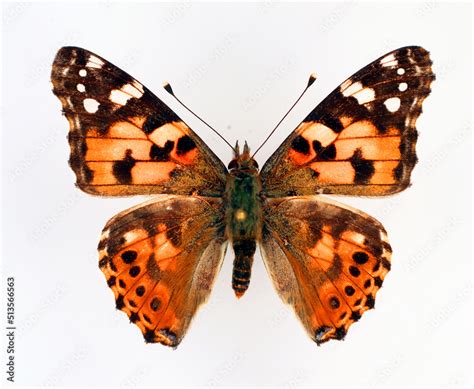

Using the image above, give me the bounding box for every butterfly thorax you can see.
[225,142,262,298]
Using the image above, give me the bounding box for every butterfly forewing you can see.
[261,46,435,197]
[51,47,227,196]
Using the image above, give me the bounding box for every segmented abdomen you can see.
[232,239,256,298]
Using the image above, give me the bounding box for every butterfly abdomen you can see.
[232,239,256,297]
[225,168,262,298]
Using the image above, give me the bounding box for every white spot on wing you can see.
[380,53,398,67]
[340,79,353,91]
[77,84,85,92]
[86,55,104,69]
[84,98,100,113]
[384,97,401,112]
[109,83,144,106]
[101,229,110,240]
[132,80,144,94]
[123,231,139,243]
[352,87,376,104]
[86,62,101,69]
[381,53,395,63]
[341,81,363,97]
[122,83,143,99]
[79,69,87,77]
[397,68,405,75]
[110,89,132,106]
[398,82,408,92]
[351,232,366,245]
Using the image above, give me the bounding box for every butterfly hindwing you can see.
[261,196,391,345]
[261,46,435,197]
[98,195,227,347]
[51,47,227,196]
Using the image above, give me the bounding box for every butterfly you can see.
[51,46,434,347]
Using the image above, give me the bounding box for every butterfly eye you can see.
[250,159,259,169]
[228,159,239,170]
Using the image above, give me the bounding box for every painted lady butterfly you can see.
[51,46,434,347]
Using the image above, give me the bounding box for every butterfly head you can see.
[227,141,259,172]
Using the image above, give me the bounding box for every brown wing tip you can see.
[313,309,367,346]
[143,328,180,348]
[314,326,347,346]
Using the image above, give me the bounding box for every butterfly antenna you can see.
[251,73,317,159]
[163,82,235,151]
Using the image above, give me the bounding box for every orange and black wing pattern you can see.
[261,46,435,197]
[98,195,227,347]
[51,47,226,196]
[261,196,392,345]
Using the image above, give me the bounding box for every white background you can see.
[1,1,472,387]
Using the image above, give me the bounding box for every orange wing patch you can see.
[262,196,391,345]
[78,121,197,187]
[289,119,403,187]
[305,225,391,341]
[69,119,204,194]
[98,196,226,347]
